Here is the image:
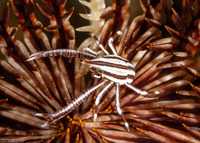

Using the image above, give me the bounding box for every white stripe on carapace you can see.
[82,57,134,69]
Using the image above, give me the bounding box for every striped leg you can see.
[94,81,113,122]
[108,31,122,55]
[116,84,130,131]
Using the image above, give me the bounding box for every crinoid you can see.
[27,31,160,131]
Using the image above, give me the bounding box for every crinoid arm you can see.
[26,49,96,61]
[35,80,107,127]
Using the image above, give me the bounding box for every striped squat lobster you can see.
[27,31,159,131]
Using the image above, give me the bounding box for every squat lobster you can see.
[27,31,159,131]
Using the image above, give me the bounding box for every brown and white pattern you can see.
[0,0,200,142]
[27,30,159,131]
